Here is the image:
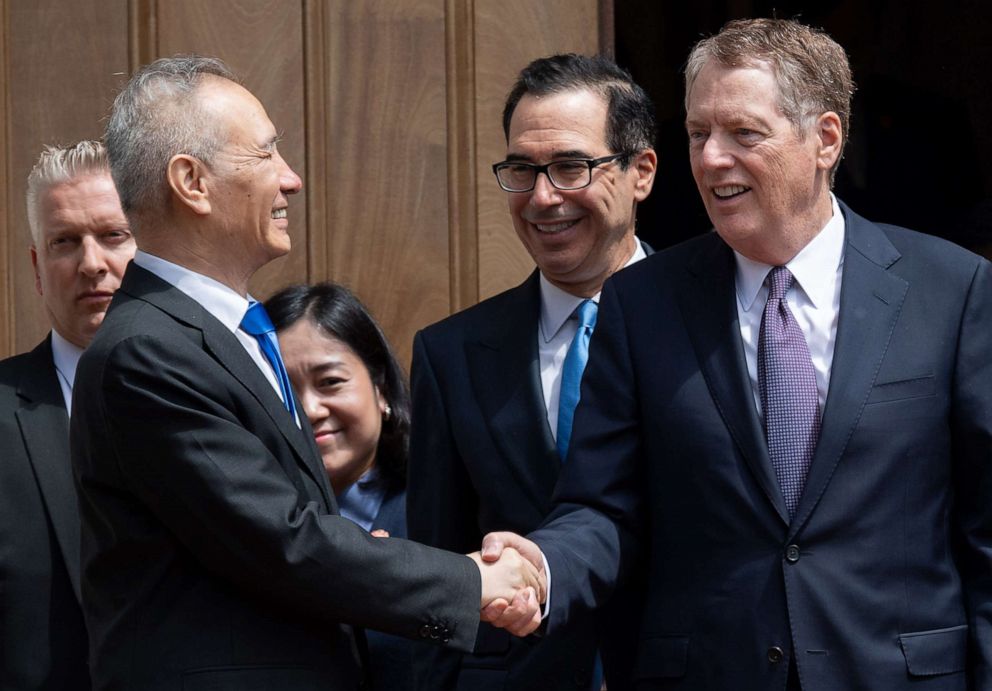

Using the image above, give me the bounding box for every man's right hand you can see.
[476,532,547,636]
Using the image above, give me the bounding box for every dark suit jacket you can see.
[0,337,89,691]
[408,251,649,691]
[70,264,480,691]
[532,202,992,691]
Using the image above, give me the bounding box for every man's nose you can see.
[79,236,109,276]
[700,135,734,171]
[278,154,303,194]
[528,171,564,208]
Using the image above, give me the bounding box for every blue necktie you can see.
[240,300,297,418]
[556,299,598,460]
[758,267,820,518]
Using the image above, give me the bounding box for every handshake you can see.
[467,532,545,637]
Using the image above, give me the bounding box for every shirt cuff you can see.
[541,550,551,620]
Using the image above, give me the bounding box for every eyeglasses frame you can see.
[491,152,632,193]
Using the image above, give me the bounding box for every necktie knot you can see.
[240,301,276,336]
[576,299,598,330]
[766,266,795,302]
[239,300,296,418]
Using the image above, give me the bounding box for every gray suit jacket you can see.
[71,264,480,691]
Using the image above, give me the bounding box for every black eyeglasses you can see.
[491,152,630,192]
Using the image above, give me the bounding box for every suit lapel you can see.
[680,235,790,525]
[121,265,336,510]
[466,273,560,514]
[789,205,907,535]
[15,337,83,602]
[200,327,336,508]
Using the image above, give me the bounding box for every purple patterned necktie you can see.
[758,266,820,518]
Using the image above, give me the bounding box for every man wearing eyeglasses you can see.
[407,53,657,691]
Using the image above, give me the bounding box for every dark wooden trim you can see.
[598,0,615,57]
[127,0,157,72]
[445,0,479,312]
[303,0,327,282]
[0,0,11,356]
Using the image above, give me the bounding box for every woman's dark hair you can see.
[265,282,410,491]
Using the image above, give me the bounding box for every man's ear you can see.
[167,154,212,216]
[632,148,658,202]
[815,111,843,172]
[30,245,42,296]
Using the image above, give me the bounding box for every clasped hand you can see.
[467,531,546,637]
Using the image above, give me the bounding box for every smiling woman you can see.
[265,281,413,691]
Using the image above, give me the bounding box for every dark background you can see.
[614,0,992,258]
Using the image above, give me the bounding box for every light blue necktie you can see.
[240,300,297,419]
[556,299,598,460]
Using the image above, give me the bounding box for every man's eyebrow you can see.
[503,149,593,163]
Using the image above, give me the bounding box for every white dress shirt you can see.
[51,329,84,415]
[133,251,292,413]
[734,195,846,418]
[538,240,647,439]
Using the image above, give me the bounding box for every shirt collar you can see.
[734,195,846,312]
[50,328,84,390]
[133,250,253,332]
[539,239,646,343]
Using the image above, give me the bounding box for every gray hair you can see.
[685,18,854,185]
[26,140,110,244]
[104,55,237,223]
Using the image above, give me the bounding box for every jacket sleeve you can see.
[76,328,482,652]
[950,258,992,689]
[530,277,646,634]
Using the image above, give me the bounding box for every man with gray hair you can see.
[484,18,991,690]
[1,140,135,690]
[71,55,542,690]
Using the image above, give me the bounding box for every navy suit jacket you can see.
[71,264,480,691]
[532,203,992,691]
[0,337,89,690]
[408,245,651,691]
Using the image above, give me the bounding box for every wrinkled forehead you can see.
[686,59,785,114]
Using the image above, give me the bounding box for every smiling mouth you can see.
[713,185,750,200]
[271,208,287,219]
[533,219,579,234]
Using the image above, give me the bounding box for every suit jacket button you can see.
[785,544,801,563]
[767,646,785,663]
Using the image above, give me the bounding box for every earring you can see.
[383,403,392,420]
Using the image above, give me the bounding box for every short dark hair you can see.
[502,53,656,167]
[265,283,410,491]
